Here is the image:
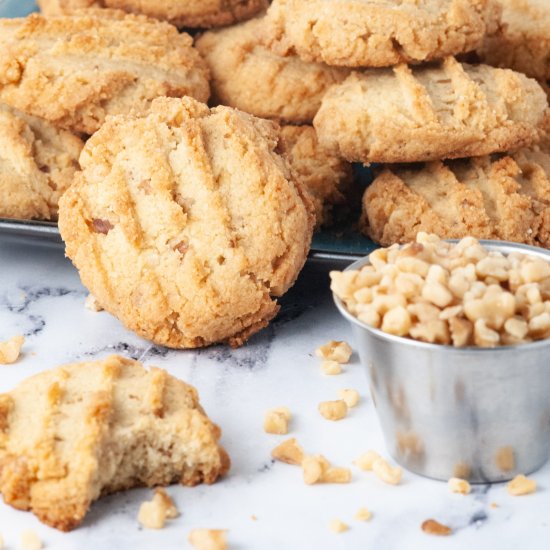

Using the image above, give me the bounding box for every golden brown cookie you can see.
[37,0,268,28]
[277,125,354,228]
[266,0,500,68]
[58,97,314,349]
[479,0,550,81]
[0,354,229,531]
[361,147,550,248]
[314,58,549,164]
[195,18,350,124]
[0,104,83,220]
[0,12,210,134]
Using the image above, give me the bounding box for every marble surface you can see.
[0,238,548,550]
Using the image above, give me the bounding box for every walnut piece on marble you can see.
[421,519,452,536]
[0,335,24,364]
[507,474,537,496]
[315,341,352,363]
[188,529,228,550]
[264,407,292,435]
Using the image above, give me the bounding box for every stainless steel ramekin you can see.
[334,241,550,483]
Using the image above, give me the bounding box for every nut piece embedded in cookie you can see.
[314,58,548,164]
[0,355,229,531]
[0,12,210,134]
[58,97,314,349]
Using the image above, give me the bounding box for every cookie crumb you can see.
[264,407,291,435]
[20,530,42,550]
[318,399,348,421]
[188,529,227,550]
[353,450,381,471]
[271,438,304,465]
[329,519,349,533]
[490,502,499,509]
[421,519,452,536]
[448,477,471,495]
[372,456,402,485]
[315,341,352,363]
[507,474,537,496]
[251,514,257,521]
[138,487,179,529]
[338,388,360,407]
[321,360,342,375]
[0,335,24,364]
[84,293,104,312]
[354,507,372,521]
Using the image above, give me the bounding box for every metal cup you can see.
[334,242,550,482]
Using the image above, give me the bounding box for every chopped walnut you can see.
[302,455,329,485]
[448,477,471,495]
[91,218,114,235]
[318,399,348,421]
[271,438,304,466]
[338,388,360,408]
[372,457,402,485]
[0,335,24,364]
[507,474,537,496]
[322,466,352,484]
[353,450,381,471]
[354,507,372,521]
[331,233,550,347]
[329,519,349,533]
[301,454,350,485]
[315,341,352,363]
[264,407,291,435]
[421,519,452,536]
[20,530,42,550]
[188,529,228,550]
[84,293,104,312]
[321,360,343,375]
[138,488,179,529]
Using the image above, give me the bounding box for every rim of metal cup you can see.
[333,239,550,353]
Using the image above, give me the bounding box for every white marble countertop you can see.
[0,237,548,549]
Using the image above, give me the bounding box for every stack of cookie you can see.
[0,7,317,349]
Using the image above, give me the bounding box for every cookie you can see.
[195,18,350,124]
[479,0,550,81]
[58,97,314,349]
[277,125,354,228]
[0,355,230,531]
[0,104,83,220]
[0,12,210,134]
[265,0,499,68]
[361,147,550,248]
[37,0,267,28]
[314,58,549,164]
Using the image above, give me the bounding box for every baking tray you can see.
[0,0,379,262]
